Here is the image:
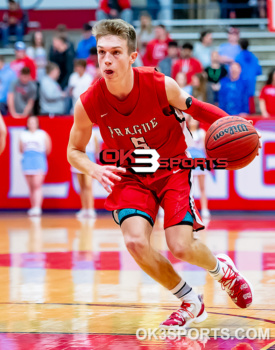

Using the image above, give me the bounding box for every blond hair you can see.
[92,19,137,54]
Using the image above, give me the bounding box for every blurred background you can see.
[0,0,274,215]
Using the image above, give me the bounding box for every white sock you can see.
[170,279,195,301]
[208,258,228,280]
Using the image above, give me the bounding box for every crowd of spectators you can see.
[0,3,273,118]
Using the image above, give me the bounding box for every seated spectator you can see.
[158,41,179,77]
[142,24,172,67]
[175,72,192,95]
[193,30,213,69]
[219,62,249,115]
[7,67,37,118]
[96,0,133,24]
[235,38,262,113]
[205,51,227,104]
[0,55,17,115]
[2,0,23,47]
[68,59,92,110]
[76,23,97,59]
[40,62,65,115]
[49,36,74,90]
[171,43,203,84]
[191,72,214,104]
[26,31,47,83]
[136,12,155,57]
[259,68,275,118]
[10,41,36,80]
[218,27,241,68]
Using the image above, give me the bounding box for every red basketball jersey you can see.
[80,67,187,158]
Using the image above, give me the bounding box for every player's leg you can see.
[166,224,216,270]
[159,168,252,329]
[121,215,182,289]
[106,174,206,328]
[197,174,210,219]
[120,210,206,329]
[165,223,253,309]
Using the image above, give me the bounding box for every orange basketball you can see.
[205,116,259,170]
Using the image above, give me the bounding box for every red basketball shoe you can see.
[216,254,254,308]
[160,294,208,329]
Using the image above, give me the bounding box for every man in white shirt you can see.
[68,59,92,111]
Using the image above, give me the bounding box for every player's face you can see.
[97,35,137,81]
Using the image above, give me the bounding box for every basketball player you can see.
[67,19,259,329]
[0,113,7,155]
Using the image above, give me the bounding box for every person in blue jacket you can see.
[235,39,262,113]
[0,55,16,115]
[76,23,97,59]
[219,62,249,115]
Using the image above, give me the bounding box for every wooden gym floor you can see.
[0,212,274,349]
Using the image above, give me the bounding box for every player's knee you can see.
[124,234,149,260]
[169,243,193,262]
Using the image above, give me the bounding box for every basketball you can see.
[205,116,259,170]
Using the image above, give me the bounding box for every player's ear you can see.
[129,51,138,65]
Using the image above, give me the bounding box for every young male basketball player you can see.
[67,19,257,329]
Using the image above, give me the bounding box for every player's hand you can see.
[92,165,126,193]
[248,120,262,156]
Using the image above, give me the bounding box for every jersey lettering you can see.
[131,137,150,149]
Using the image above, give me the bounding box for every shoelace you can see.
[219,266,243,299]
[169,302,195,323]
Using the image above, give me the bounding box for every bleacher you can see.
[1,17,274,111]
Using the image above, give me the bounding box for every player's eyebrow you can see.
[97,46,123,49]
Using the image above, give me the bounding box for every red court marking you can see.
[0,334,272,350]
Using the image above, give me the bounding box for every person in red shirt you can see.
[172,42,203,84]
[10,41,37,80]
[96,0,133,24]
[259,68,275,118]
[2,0,24,47]
[67,19,259,330]
[142,24,172,67]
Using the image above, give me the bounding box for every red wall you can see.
[1,116,275,211]
[0,9,96,30]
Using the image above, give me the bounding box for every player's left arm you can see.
[165,76,262,155]
[165,76,228,124]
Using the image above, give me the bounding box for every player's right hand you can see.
[92,165,126,194]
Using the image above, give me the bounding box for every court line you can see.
[0,301,274,326]
[260,340,275,350]
[209,311,275,325]
[0,301,273,311]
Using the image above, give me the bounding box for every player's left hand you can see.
[248,120,262,156]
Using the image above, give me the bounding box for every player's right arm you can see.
[67,98,126,193]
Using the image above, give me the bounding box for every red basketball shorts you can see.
[104,167,204,231]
